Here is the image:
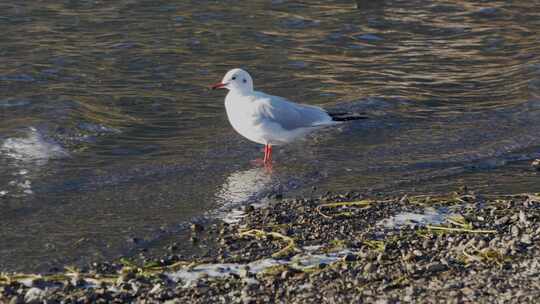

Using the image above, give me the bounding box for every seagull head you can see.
[211,68,253,93]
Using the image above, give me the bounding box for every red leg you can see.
[263,144,273,171]
[252,145,269,167]
[264,145,272,164]
[267,145,273,162]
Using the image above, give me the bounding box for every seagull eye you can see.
[243,79,247,83]
[232,76,236,80]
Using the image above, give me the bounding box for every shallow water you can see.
[1,0,539,272]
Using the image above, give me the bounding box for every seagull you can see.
[211,68,365,165]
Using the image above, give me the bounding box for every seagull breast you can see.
[225,91,334,146]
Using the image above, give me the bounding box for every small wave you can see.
[1,127,68,164]
[0,99,32,108]
[77,122,120,135]
[0,74,35,82]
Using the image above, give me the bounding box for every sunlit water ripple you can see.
[0,0,539,272]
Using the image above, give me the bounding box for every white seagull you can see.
[211,68,364,164]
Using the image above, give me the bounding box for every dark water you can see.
[1,0,539,272]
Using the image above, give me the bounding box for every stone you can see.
[531,159,540,171]
[495,216,510,226]
[511,225,520,237]
[521,234,532,245]
[24,288,46,303]
[191,223,204,233]
[426,263,447,273]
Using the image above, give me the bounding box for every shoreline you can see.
[2,190,540,303]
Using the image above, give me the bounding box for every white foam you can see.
[1,127,68,165]
[167,259,283,287]
[377,208,450,229]
[1,128,68,197]
[302,245,323,252]
[221,209,248,224]
[167,249,352,287]
[290,252,344,269]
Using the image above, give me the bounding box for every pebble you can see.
[191,223,204,233]
[511,225,520,237]
[495,216,510,226]
[364,262,375,273]
[239,267,250,278]
[531,159,540,171]
[476,239,487,249]
[150,284,162,294]
[344,253,357,262]
[9,296,22,304]
[24,288,46,303]
[521,234,532,245]
[425,263,447,273]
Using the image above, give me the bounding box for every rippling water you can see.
[1,0,539,272]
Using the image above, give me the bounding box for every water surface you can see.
[1,0,539,272]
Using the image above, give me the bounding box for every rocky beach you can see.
[2,188,540,303]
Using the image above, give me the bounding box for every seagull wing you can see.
[253,92,333,130]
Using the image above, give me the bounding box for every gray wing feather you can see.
[254,92,331,130]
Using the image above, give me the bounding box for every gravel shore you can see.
[2,190,540,303]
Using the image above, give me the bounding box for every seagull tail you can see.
[328,111,369,122]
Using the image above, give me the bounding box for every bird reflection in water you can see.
[214,166,276,223]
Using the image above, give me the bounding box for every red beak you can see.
[211,82,226,90]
